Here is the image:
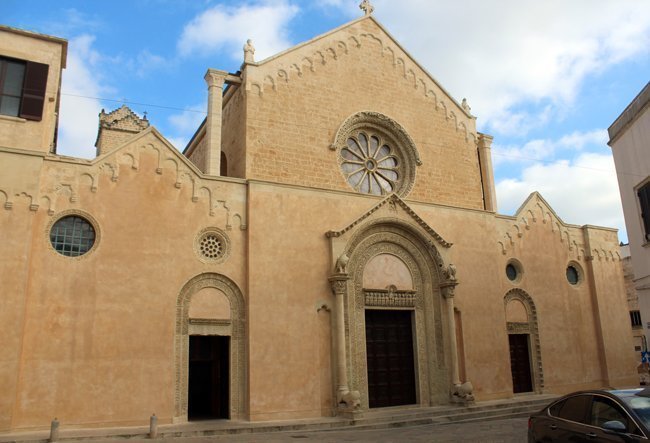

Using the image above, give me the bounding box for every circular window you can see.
[195,228,230,263]
[50,215,96,257]
[506,264,518,281]
[505,259,523,283]
[333,112,421,197]
[566,265,580,285]
[341,132,400,195]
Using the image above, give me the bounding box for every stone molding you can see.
[326,193,452,249]
[174,273,247,422]
[336,221,449,411]
[496,192,620,263]
[504,288,544,393]
[331,111,421,198]
[246,19,477,142]
[0,130,248,231]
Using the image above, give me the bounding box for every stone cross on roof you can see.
[359,0,374,15]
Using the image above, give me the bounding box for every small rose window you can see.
[341,132,400,196]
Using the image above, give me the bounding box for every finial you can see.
[243,39,255,63]
[359,0,374,15]
[143,111,148,120]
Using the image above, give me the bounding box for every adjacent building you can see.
[609,82,650,354]
[0,8,637,433]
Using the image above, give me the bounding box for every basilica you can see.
[0,3,636,432]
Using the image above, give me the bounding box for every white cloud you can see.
[493,129,608,166]
[496,152,626,240]
[133,50,167,78]
[178,1,299,61]
[57,35,107,159]
[167,103,206,151]
[371,0,650,136]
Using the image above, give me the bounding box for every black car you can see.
[528,388,650,442]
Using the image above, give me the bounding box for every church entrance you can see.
[188,335,230,420]
[508,334,533,393]
[365,309,416,408]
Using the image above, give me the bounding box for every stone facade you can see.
[0,12,638,433]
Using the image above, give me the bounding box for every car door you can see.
[584,394,645,443]
[550,394,592,442]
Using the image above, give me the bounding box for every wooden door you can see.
[365,309,416,408]
[508,334,533,393]
[188,335,230,420]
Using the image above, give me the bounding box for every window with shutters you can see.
[0,56,48,121]
[638,181,650,244]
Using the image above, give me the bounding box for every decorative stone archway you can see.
[331,219,453,410]
[174,273,246,422]
[504,288,544,393]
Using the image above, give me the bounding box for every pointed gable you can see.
[239,15,486,210]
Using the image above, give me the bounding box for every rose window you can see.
[199,234,223,259]
[341,132,400,195]
[195,228,230,263]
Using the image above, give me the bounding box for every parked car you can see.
[528,388,650,442]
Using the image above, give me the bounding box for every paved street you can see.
[92,418,528,443]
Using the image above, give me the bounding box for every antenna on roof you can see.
[359,0,374,16]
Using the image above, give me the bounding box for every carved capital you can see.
[329,273,350,295]
[204,69,228,89]
[440,281,458,299]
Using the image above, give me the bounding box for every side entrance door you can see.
[365,309,416,408]
[188,335,230,420]
[508,333,533,393]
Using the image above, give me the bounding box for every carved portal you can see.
[504,288,544,393]
[174,273,246,422]
[340,221,448,410]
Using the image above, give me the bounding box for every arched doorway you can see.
[174,273,246,422]
[504,289,544,394]
[342,220,448,408]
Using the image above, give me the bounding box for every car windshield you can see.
[621,394,650,428]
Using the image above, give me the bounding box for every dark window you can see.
[0,56,48,121]
[639,182,650,243]
[552,394,591,423]
[566,266,579,285]
[631,310,643,328]
[50,216,96,257]
[506,263,518,281]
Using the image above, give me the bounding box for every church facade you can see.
[0,8,637,433]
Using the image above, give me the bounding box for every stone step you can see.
[0,395,557,442]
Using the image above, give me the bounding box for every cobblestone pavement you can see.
[94,418,529,443]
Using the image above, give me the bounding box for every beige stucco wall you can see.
[0,131,247,430]
[0,27,66,154]
[241,18,483,210]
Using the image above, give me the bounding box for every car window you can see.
[590,396,628,429]
[622,395,650,435]
[555,395,591,423]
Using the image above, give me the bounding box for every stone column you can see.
[329,273,361,414]
[478,133,497,212]
[441,282,461,386]
[204,69,228,176]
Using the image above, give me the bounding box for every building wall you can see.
[0,27,66,153]
[241,18,484,210]
[0,133,248,430]
[610,83,650,346]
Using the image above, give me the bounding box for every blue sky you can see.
[3,0,649,242]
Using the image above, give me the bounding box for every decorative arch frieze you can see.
[174,273,246,422]
[504,288,544,393]
[247,25,476,140]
